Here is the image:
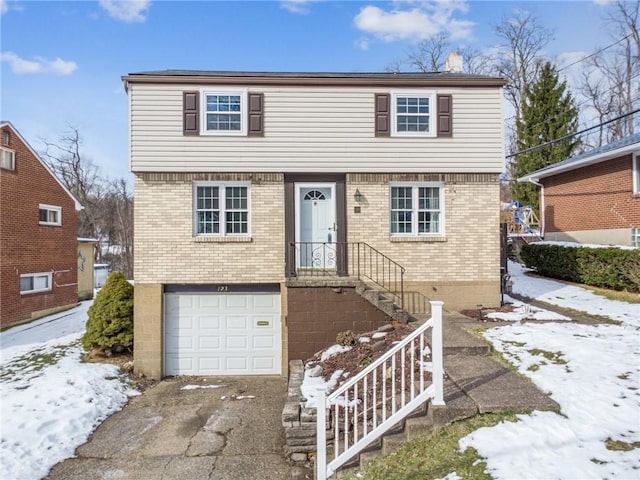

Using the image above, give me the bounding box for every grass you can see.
[344,412,523,480]
[0,343,75,384]
[605,438,640,452]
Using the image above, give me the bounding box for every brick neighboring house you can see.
[519,133,640,247]
[123,69,506,379]
[0,122,82,328]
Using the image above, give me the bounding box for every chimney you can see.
[445,52,463,73]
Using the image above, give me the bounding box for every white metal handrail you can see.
[316,301,444,480]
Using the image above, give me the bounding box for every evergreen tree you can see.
[511,62,580,212]
[82,272,134,353]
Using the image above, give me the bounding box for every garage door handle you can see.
[257,321,270,326]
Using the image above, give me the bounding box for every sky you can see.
[0,0,626,183]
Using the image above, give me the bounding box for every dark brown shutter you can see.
[374,93,390,137]
[437,94,452,138]
[248,93,264,137]
[183,91,199,135]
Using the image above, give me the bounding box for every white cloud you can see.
[355,37,370,51]
[1,52,78,75]
[592,0,615,5]
[280,0,317,14]
[99,0,150,23]
[354,1,474,43]
[1,0,7,15]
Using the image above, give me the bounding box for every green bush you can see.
[82,272,134,352]
[521,243,640,293]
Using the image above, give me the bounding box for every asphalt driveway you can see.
[46,376,292,480]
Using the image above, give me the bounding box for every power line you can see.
[505,108,640,159]
[558,34,632,72]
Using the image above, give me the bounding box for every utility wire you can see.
[505,108,640,159]
[558,34,632,72]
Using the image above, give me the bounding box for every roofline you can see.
[0,121,83,211]
[518,140,640,182]
[121,72,506,89]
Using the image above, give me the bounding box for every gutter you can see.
[528,178,544,238]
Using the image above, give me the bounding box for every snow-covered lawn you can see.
[458,261,640,478]
[0,301,137,480]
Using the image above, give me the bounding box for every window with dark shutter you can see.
[437,94,452,138]
[183,91,199,136]
[248,93,264,137]
[375,93,390,137]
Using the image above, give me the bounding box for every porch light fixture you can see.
[354,189,364,203]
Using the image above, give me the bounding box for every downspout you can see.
[528,178,544,238]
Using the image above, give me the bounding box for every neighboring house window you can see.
[390,183,444,235]
[194,182,250,236]
[202,90,247,136]
[39,204,62,226]
[391,92,435,137]
[0,147,15,170]
[20,272,52,294]
[633,153,640,194]
[632,228,640,248]
[2,131,9,146]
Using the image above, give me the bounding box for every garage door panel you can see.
[225,316,248,329]
[164,292,281,376]
[199,316,221,329]
[198,335,221,350]
[253,336,275,349]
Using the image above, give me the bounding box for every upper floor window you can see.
[20,272,52,294]
[633,153,639,194]
[390,183,444,235]
[2,131,9,146]
[39,204,62,226]
[1,147,15,170]
[202,89,247,136]
[391,92,435,137]
[193,182,250,236]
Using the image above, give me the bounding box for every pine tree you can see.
[82,272,134,353]
[511,61,580,212]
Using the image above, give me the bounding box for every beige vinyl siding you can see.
[129,84,504,173]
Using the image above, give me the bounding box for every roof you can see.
[0,121,83,211]
[122,70,506,89]
[518,132,640,182]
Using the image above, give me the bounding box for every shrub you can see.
[521,243,640,293]
[336,330,359,347]
[82,272,134,353]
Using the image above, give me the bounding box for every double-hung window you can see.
[20,272,52,294]
[0,147,15,170]
[633,153,639,194]
[390,183,444,236]
[202,89,247,135]
[194,182,250,236]
[39,204,62,226]
[392,92,435,137]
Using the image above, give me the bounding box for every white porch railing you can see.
[316,301,444,480]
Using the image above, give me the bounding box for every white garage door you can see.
[164,292,281,376]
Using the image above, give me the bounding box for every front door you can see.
[295,183,336,269]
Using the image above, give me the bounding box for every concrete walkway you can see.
[46,376,291,480]
[441,313,559,415]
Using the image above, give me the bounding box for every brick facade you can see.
[0,124,79,327]
[542,155,639,244]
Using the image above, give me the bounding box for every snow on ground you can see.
[457,262,640,479]
[0,302,137,480]
[533,240,637,250]
[509,260,639,327]
[486,295,571,322]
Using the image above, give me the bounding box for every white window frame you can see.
[200,88,248,136]
[1,147,15,170]
[633,153,640,194]
[391,91,436,138]
[632,228,640,248]
[20,272,52,295]
[193,181,251,237]
[39,204,62,226]
[389,182,444,236]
